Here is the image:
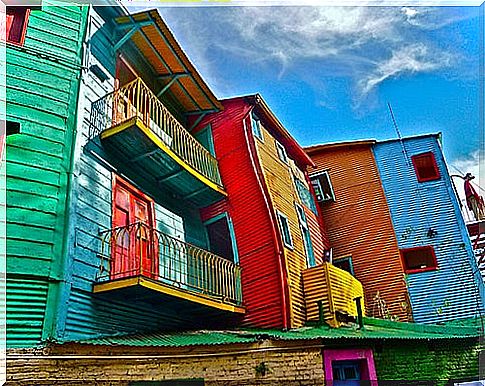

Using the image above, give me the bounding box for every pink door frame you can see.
[323,347,377,381]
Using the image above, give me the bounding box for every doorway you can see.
[112,176,157,280]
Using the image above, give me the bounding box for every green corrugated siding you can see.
[6,278,49,347]
[6,4,88,347]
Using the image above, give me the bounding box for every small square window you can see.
[7,121,21,136]
[333,256,354,276]
[276,141,289,164]
[310,171,335,202]
[400,246,438,274]
[6,7,30,45]
[411,152,440,182]
[251,113,263,141]
[276,211,293,249]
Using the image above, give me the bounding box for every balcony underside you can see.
[100,118,226,207]
[94,275,245,316]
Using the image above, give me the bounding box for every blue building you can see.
[373,134,485,323]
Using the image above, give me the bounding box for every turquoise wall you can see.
[55,8,212,342]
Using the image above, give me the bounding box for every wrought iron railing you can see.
[90,78,223,187]
[96,222,242,305]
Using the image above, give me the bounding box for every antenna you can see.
[387,102,403,140]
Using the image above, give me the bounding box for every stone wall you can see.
[374,339,480,384]
[7,341,325,385]
[7,338,481,385]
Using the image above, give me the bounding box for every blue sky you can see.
[137,5,482,175]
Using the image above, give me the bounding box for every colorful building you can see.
[7,317,482,385]
[5,4,89,347]
[193,95,336,329]
[55,7,245,342]
[5,5,482,384]
[306,134,485,324]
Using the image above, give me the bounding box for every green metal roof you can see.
[72,317,480,348]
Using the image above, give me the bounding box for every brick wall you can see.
[374,339,480,384]
[7,341,325,385]
[7,338,480,385]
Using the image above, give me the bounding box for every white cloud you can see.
[359,43,454,94]
[159,6,473,99]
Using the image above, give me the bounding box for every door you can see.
[112,178,157,280]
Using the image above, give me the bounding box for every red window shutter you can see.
[6,7,30,45]
[411,152,440,182]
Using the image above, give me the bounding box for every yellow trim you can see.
[101,119,227,197]
[93,276,245,314]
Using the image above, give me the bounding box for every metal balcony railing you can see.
[96,222,242,305]
[90,78,223,187]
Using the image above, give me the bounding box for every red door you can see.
[112,178,158,280]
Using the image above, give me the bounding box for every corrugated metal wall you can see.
[373,136,485,323]
[255,124,324,328]
[308,145,411,321]
[6,5,88,347]
[194,99,287,328]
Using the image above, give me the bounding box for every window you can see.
[332,360,362,383]
[294,176,318,214]
[324,348,377,384]
[333,256,354,276]
[276,141,289,164]
[251,113,263,141]
[204,213,238,263]
[400,246,438,274]
[296,204,315,267]
[310,171,335,203]
[276,211,293,249]
[6,7,30,45]
[7,121,21,136]
[194,125,215,156]
[411,152,440,182]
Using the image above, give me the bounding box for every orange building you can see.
[306,141,412,322]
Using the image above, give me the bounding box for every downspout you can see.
[42,5,90,341]
[242,107,291,329]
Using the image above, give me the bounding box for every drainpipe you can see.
[242,107,291,329]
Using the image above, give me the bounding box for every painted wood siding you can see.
[373,136,485,323]
[308,145,411,322]
[255,122,324,328]
[55,9,211,342]
[6,5,88,347]
[195,99,288,328]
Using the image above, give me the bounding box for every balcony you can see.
[90,78,226,207]
[94,222,244,316]
[302,262,365,328]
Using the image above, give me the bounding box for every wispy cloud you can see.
[359,43,454,94]
[159,6,474,99]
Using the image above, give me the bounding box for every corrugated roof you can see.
[73,317,480,347]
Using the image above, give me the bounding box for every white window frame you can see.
[310,171,335,203]
[251,113,264,142]
[276,210,293,249]
[275,140,289,164]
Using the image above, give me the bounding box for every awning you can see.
[114,9,222,114]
